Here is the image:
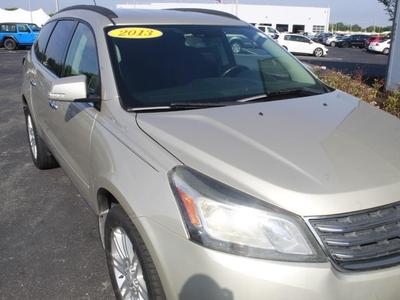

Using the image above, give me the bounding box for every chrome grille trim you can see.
[306,202,400,271]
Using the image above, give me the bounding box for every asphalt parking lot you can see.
[0,49,114,299]
[298,45,389,84]
[0,45,390,299]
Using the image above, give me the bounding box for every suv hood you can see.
[137,91,400,216]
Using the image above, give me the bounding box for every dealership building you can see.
[116,2,331,34]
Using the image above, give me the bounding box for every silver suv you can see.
[22,5,400,300]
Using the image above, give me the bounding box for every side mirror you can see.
[47,75,99,103]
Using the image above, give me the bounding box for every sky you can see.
[1,0,394,28]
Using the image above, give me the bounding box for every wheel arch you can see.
[22,93,28,106]
[2,35,18,45]
[313,47,324,57]
[229,38,242,45]
[97,187,119,249]
[383,47,390,55]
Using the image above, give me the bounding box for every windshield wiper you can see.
[127,88,325,111]
[237,94,268,102]
[268,87,325,97]
[170,102,228,109]
[126,102,228,112]
[238,87,325,103]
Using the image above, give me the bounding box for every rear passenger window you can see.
[42,20,75,76]
[0,24,16,32]
[63,23,99,96]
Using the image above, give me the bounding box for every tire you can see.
[313,47,324,57]
[330,41,336,47]
[4,38,17,50]
[230,41,242,54]
[105,205,166,300]
[24,105,59,170]
[342,42,349,48]
[383,48,390,55]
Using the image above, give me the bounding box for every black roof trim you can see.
[166,8,241,20]
[57,5,118,22]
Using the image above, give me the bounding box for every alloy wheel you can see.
[27,114,38,160]
[111,227,148,300]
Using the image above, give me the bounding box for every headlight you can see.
[169,166,326,262]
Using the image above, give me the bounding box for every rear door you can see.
[353,35,364,47]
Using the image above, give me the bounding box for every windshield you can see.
[105,25,328,110]
[28,23,41,31]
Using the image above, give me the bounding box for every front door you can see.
[32,20,100,202]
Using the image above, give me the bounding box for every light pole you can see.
[56,0,59,12]
[28,0,33,23]
[236,0,238,16]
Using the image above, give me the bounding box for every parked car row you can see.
[275,31,384,57]
[314,32,391,55]
[317,33,370,48]
[335,34,370,48]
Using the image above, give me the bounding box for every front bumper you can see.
[139,217,400,300]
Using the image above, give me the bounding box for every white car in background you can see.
[277,33,328,57]
[368,39,391,55]
[251,23,280,38]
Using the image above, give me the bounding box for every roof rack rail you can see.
[166,8,240,20]
[57,5,118,21]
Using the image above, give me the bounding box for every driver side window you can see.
[63,23,99,97]
[299,36,309,43]
[18,25,28,32]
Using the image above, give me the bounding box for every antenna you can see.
[93,0,97,5]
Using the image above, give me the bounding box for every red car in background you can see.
[365,35,389,50]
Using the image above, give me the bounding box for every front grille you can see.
[307,202,400,271]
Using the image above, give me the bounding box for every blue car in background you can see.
[0,23,40,50]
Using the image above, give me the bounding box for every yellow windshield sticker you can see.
[108,28,163,39]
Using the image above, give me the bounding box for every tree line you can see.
[328,1,396,33]
[329,22,392,33]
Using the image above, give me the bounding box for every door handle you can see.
[49,100,58,110]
